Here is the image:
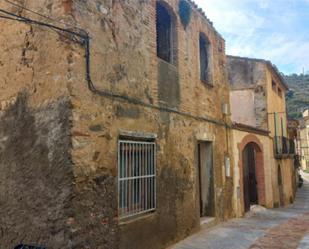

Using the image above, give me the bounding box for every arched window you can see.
[156,1,175,64]
[199,33,211,83]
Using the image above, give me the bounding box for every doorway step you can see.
[200,217,217,230]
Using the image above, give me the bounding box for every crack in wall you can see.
[21,25,37,93]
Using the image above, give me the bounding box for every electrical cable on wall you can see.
[0,6,94,90]
[4,0,84,31]
[0,4,230,127]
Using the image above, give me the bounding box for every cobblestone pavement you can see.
[171,172,309,249]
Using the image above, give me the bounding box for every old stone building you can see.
[228,56,296,216]
[0,0,234,248]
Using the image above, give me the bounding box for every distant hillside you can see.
[284,74,309,119]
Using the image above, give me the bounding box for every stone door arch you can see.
[238,134,266,213]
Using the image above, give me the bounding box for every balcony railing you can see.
[289,139,296,155]
[274,136,296,158]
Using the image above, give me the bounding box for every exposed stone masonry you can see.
[0,0,233,248]
[0,93,73,248]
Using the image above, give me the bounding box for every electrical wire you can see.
[0,8,86,38]
[0,6,93,92]
[3,0,83,32]
[0,6,230,128]
[0,13,17,21]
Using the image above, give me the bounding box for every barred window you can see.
[118,140,156,219]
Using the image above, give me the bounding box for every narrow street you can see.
[0,1,308,248]
[171,173,309,249]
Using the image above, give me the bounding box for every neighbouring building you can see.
[227,56,296,216]
[288,119,301,158]
[287,119,301,194]
[300,110,309,170]
[0,1,235,248]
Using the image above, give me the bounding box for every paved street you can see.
[171,172,309,249]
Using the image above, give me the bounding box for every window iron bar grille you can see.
[118,140,156,219]
[14,245,46,249]
[274,136,296,156]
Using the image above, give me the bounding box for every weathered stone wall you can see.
[228,56,266,89]
[230,90,256,126]
[227,56,268,129]
[0,93,73,248]
[68,0,233,248]
[0,1,73,105]
[228,56,295,210]
[0,1,76,248]
[0,0,233,248]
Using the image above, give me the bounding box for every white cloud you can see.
[194,0,309,74]
[259,0,270,9]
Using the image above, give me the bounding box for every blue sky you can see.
[195,0,309,74]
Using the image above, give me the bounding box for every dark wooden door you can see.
[243,145,250,212]
[243,144,258,212]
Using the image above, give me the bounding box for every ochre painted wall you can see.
[228,57,295,211]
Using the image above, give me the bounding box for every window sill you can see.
[119,211,157,226]
[201,79,214,88]
[157,57,177,69]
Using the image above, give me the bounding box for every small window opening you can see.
[272,80,277,92]
[199,33,210,83]
[278,164,282,186]
[278,87,283,98]
[156,2,173,63]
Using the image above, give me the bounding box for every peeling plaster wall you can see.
[230,90,256,126]
[0,2,74,104]
[0,94,73,249]
[228,56,295,210]
[264,68,295,207]
[227,57,268,130]
[0,1,75,248]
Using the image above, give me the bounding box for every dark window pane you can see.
[200,35,209,81]
[156,3,172,63]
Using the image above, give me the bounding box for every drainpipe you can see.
[274,112,278,155]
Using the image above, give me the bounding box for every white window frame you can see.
[118,140,156,219]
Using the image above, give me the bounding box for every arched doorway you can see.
[243,142,259,212]
[238,134,265,214]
